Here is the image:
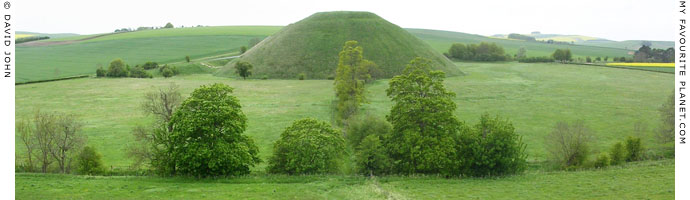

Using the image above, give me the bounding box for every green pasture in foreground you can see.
[15,159,674,199]
[15,62,672,168]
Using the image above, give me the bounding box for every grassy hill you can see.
[233,11,459,79]
[16,31,80,39]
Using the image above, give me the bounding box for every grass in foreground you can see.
[15,159,674,199]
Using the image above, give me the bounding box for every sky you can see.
[17,0,675,41]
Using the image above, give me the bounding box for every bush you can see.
[129,66,153,78]
[455,114,527,177]
[298,73,306,80]
[161,68,174,78]
[106,59,129,77]
[261,75,268,80]
[518,56,555,63]
[96,67,106,77]
[169,83,261,177]
[77,146,105,175]
[625,136,644,162]
[268,118,346,174]
[234,61,253,79]
[355,135,390,175]
[609,142,625,165]
[240,46,247,54]
[345,115,392,148]
[593,153,611,168]
[185,56,190,63]
[545,120,593,169]
[141,62,159,70]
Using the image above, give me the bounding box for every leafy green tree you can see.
[455,114,527,177]
[334,41,371,121]
[448,43,468,60]
[106,59,128,77]
[604,56,609,62]
[96,67,106,77]
[185,56,190,63]
[164,22,174,28]
[234,61,253,80]
[552,49,572,63]
[268,118,346,174]
[161,68,174,78]
[168,83,261,177]
[624,136,643,162]
[658,93,674,144]
[609,142,625,165]
[384,57,460,175]
[345,115,392,148]
[240,46,248,54]
[77,146,105,175]
[355,135,390,175]
[586,56,592,63]
[298,73,306,80]
[593,153,611,168]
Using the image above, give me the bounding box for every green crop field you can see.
[15,157,674,199]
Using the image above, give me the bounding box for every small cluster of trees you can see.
[159,65,179,78]
[552,49,573,63]
[17,110,104,175]
[96,59,154,78]
[16,36,50,44]
[234,61,253,79]
[633,45,674,63]
[446,42,508,61]
[508,33,536,41]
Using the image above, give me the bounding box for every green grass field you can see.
[15,159,673,199]
[16,61,672,167]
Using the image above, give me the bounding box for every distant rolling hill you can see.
[16,31,80,39]
[19,22,656,83]
[493,32,673,51]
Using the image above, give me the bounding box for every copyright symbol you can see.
[3,2,9,9]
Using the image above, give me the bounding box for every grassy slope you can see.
[235,11,458,79]
[15,159,674,199]
[17,26,279,83]
[16,62,672,167]
[16,31,80,39]
[407,28,633,59]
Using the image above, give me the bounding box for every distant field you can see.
[536,35,599,43]
[15,62,672,168]
[43,26,282,42]
[607,62,674,67]
[16,26,284,83]
[16,34,34,39]
[406,28,632,59]
[15,159,674,199]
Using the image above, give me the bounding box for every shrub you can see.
[161,68,174,78]
[355,135,390,175]
[609,142,625,165]
[268,118,346,174]
[141,61,159,70]
[518,56,555,63]
[298,73,306,80]
[594,153,611,168]
[168,83,261,177]
[234,61,253,79]
[129,66,153,78]
[96,67,106,77]
[106,59,129,77]
[345,115,392,148]
[261,75,268,80]
[77,146,105,175]
[185,56,190,63]
[240,46,248,54]
[455,114,527,177]
[625,136,644,162]
[545,120,593,169]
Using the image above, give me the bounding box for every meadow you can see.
[16,61,672,167]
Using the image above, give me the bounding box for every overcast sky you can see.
[17,0,674,41]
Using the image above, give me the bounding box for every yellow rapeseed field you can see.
[16,34,34,39]
[606,63,674,68]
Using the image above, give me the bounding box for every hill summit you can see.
[234,11,460,79]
